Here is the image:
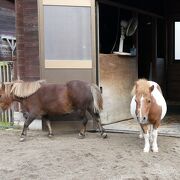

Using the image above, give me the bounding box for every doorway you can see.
[98,3,138,125]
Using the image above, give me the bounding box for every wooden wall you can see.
[15,0,40,81]
[99,54,137,124]
[0,0,15,61]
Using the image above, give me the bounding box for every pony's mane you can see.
[131,79,150,96]
[3,80,46,98]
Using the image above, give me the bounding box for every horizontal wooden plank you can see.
[45,60,92,69]
[43,0,91,6]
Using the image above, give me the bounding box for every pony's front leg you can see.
[141,124,150,152]
[95,114,107,138]
[88,110,107,138]
[139,127,143,139]
[143,132,150,152]
[20,116,35,142]
[149,124,153,143]
[151,128,158,152]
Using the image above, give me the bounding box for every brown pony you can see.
[0,80,107,141]
[130,79,167,152]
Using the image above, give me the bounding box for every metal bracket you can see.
[1,35,16,59]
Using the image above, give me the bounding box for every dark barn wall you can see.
[113,0,165,16]
[166,0,180,100]
[0,0,15,61]
[100,0,166,16]
[99,4,119,53]
[98,0,165,54]
[166,0,180,15]
[15,0,40,81]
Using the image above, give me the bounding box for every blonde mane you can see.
[131,79,150,96]
[3,80,46,98]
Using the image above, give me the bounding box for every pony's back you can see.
[66,80,92,107]
[67,80,103,113]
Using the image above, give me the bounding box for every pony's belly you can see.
[46,106,73,115]
[149,81,167,120]
[160,100,167,120]
[152,91,167,120]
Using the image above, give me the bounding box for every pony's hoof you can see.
[19,137,25,142]
[78,133,85,139]
[102,132,107,138]
[48,134,54,138]
[139,134,143,139]
[143,147,150,153]
[152,147,158,152]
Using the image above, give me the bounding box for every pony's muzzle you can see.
[137,116,148,124]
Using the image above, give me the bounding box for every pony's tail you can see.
[90,84,103,114]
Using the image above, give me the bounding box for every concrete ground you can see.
[104,115,180,137]
[0,128,180,180]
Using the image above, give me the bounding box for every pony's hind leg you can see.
[46,120,53,137]
[78,111,88,139]
[151,128,158,152]
[20,116,35,142]
[149,124,153,143]
[42,115,54,137]
[151,122,160,152]
[96,114,107,138]
[88,109,107,138]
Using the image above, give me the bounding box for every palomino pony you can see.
[0,80,107,141]
[130,79,167,152]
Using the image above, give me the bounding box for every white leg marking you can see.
[149,125,153,143]
[152,129,158,152]
[139,127,143,139]
[143,132,150,152]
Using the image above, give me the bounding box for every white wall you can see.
[175,22,180,60]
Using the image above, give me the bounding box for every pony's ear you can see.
[135,81,139,92]
[149,85,154,93]
[135,81,138,89]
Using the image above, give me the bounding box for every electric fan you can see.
[114,17,138,55]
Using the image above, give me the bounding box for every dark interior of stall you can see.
[98,0,180,126]
[98,1,166,90]
[98,3,138,124]
[99,4,134,54]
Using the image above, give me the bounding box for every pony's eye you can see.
[148,100,151,103]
